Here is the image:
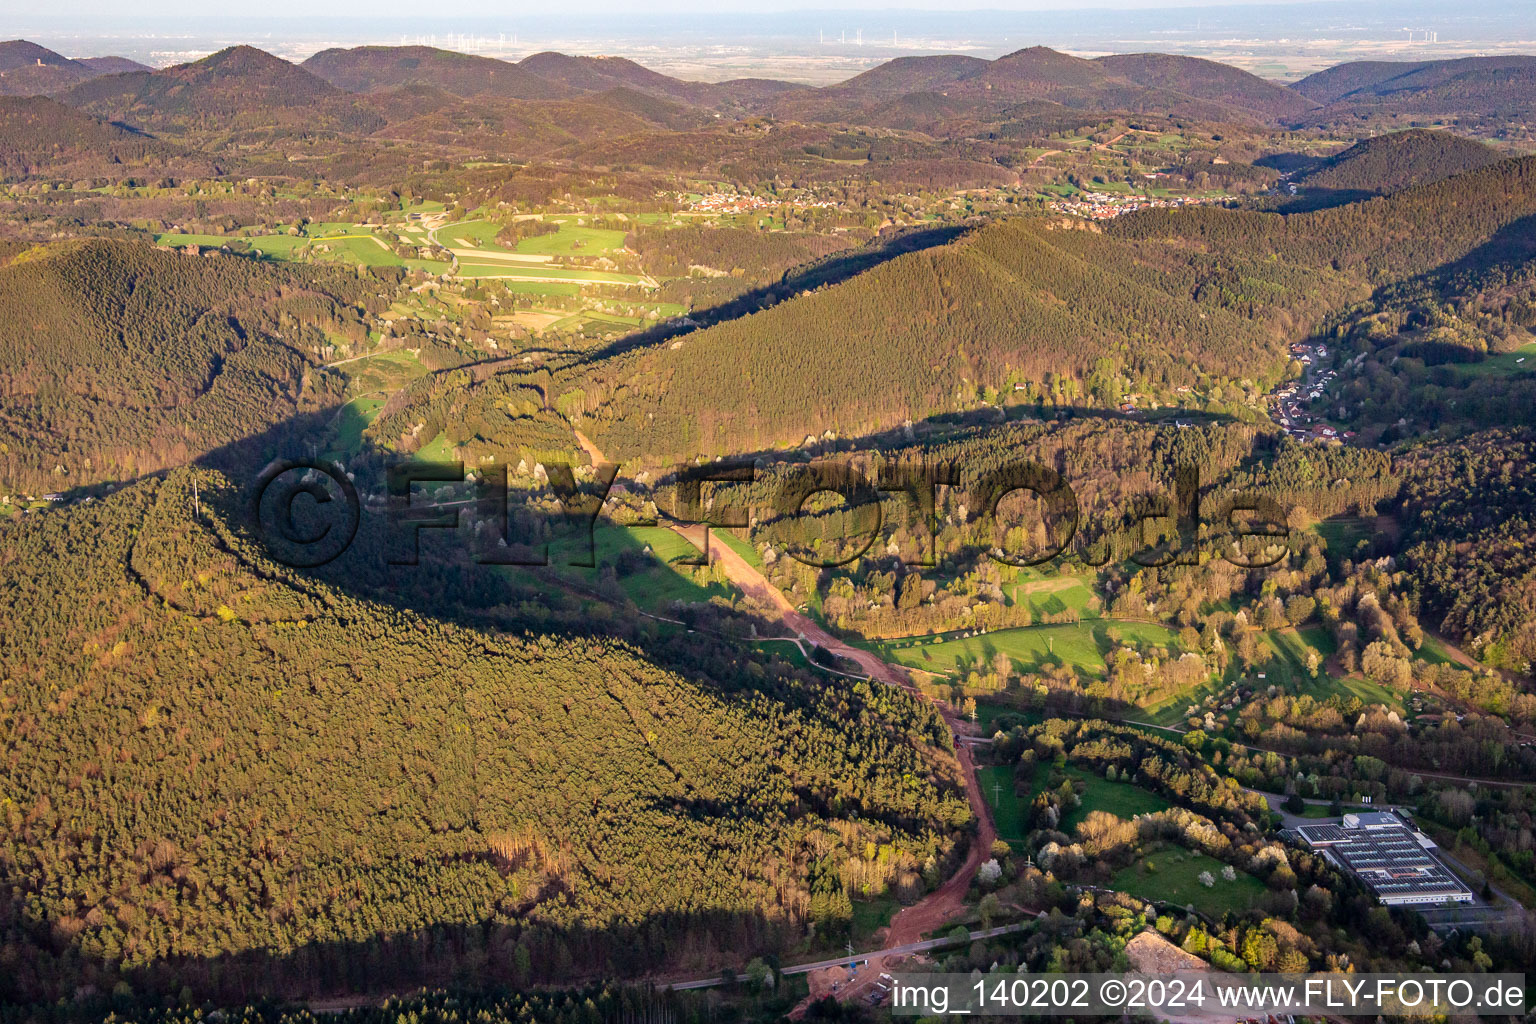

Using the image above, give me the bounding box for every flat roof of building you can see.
[1293,821,1472,902]
[1344,810,1401,828]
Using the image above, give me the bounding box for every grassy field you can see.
[973,698,1044,733]
[456,263,643,285]
[1110,850,1266,918]
[157,232,306,258]
[1416,633,1457,665]
[326,396,384,458]
[1007,573,1100,618]
[757,638,812,668]
[978,764,1035,845]
[1058,765,1170,832]
[415,432,456,463]
[1142,678,1227,727]
[552,525,740,612]
[851,897,899,946]
[1265,626,1406,711]
[980,761,1170,845]
[341,348,429,394]
[883,620,1181,680]
[1314,516,1372,566]
[714,528,763,568]
[156,225,409,268]
[439,220,509,250]
[313,235,399,267]
[1447,340,1536,378]
[517,223,628,257]
[498,280,583,297]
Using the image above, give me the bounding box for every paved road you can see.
[663,921,1035,991]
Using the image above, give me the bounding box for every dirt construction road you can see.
[671,525,999,1014]
[570,428,1002,1011]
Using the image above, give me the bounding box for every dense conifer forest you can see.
[0,241,385,493]
[0,471,970,1003]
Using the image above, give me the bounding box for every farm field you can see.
[455,263,643,285]
[1110,850,1266,918]
[516,222,627,256]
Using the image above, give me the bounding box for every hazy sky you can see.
[32,0,1340,14]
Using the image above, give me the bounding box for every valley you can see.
[1,21,1535,1024]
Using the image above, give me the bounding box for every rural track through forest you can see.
[569,429,1003,1011]
[664,523,1000,1015]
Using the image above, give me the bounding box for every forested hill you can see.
[1290,60,1436,105]
[1293,129,1503,196]
[0,40,129,96]
[1289,55,1536,128]
[771,46,1317,126]
[304,45,572,101]
[569,215,1331,462]
[0,96,202,180]
[59,46,386,137]
[0,240,382,493]
[1110,155,1536,283]
[0,469,969,1002]
[562,155,1536,463]
[1396,430,1536,673]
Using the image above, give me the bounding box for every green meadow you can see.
[981,761,1171,847]
[1111,851,1266,918]
[884,620,1181,679]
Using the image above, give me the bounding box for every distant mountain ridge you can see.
[4,38,1530,143]
[1292,55,1536,126]
[770,46,1320,126]
[306,45,799,115]
[59,45,387,136]
[304,45,572,101]
[0,39,145,96]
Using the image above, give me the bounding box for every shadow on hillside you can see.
[17,389,1277,1008]
[576,222,973,364]
[18,409,992,1008]
[1252,153,1322,175]
[629,401,1241,479]
[1425,211,1536,281]
[1248,187,1374,214]
[104,908,785,1007]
